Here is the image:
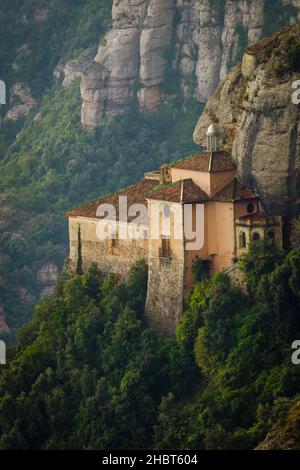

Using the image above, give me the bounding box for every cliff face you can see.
[81,0,176,129]
[194,23,300,216]
[80,0,300,129]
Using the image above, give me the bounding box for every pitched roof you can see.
[171,150,236,173]
[67,175,257,221]
[67,178,158,221]
[213,178,257,202]
[146,179,209,203]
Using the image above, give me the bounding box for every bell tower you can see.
[206,123,217,152]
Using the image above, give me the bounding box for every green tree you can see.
[76,225,83,275]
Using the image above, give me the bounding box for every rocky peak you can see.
[81,0,176,129]
[80,0,300,129]
[53,48,95,88]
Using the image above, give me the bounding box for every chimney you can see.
[160,164,171,185]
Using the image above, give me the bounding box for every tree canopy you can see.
[1,242,300,449]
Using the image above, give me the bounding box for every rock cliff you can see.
[80,0,300,129]
[37,262,59,299]
[6,82,38,121]
[194,22,300,216]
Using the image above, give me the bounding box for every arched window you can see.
[252,232,260,242]
[239,231,247,248]
[267,230,275,240]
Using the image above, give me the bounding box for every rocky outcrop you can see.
[173,0,265,101]
[81,0,176,129]
[17,287,36,303]
[37,262,59,299]
[80,0,300,129]
[12,44,31,72]
[53,48,95,88]
[194,23,300,216]
[6,82,38,121]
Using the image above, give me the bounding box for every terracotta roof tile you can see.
[67,173,257,223]
[67,178,159,221]
[171,150,236,172]
[146,179,209,203]
[213,178,257,202]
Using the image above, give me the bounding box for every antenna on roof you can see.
[180,180,184,202]
[206,123,217,152]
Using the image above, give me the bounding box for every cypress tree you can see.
[76,224,83,275]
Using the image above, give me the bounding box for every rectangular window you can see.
[111,235,119,255]
[160,238,171,258]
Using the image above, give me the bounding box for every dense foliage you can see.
[0,260,197,449]
[0,241,299,449]
[0,0,112,97]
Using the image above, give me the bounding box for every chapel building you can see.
[67,125,282,332]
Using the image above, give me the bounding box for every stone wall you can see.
[145,201,185,333]
[146,253,185,334]
[224,264,247,291]
[69,209,185,333]
[68,216,148,280]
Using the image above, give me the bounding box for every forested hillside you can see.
[0,240,300,449]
